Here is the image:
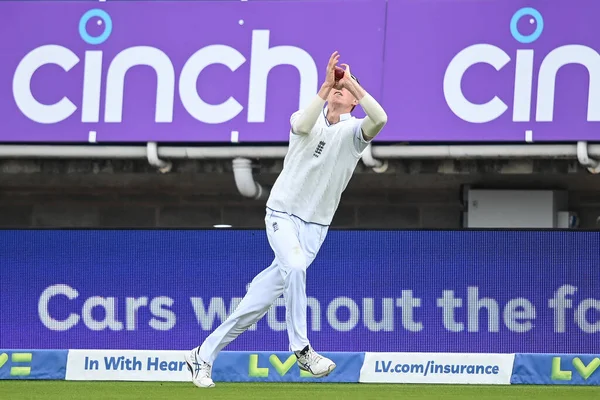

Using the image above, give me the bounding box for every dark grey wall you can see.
[1,158,600,229]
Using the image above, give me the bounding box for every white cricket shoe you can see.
[294,345,336,378]
[184,348,215,388]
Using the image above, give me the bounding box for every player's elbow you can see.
[378,114,388,131]
[378,109,388,127]
[294,128,311,136]
[292,121,311,136]
[371,111,388,134]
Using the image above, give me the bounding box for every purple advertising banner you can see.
[0,1,385,142]
[384,0,600,142]
[2,0,600,143]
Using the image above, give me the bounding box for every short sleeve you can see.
[352,119,372,155]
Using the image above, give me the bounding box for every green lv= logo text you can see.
[551,356,600,381]
[0,353,33,376]
[248,354,312,378]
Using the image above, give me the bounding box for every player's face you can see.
[327,87,359,112]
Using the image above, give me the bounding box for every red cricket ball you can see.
[334,67,345,81]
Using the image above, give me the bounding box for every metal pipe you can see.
[0,145,147,158]
[232,158,269,200]
[146,142,172,173]
[160,146,289,159]
[370,144,600,159]
[576,141,600,174]
[0,144,600,159]
[361,143,388,173]
[0,145,289,159]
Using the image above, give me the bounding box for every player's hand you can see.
[336,63,353,89]
[323,51,340,88]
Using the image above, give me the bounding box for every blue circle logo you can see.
[79,9,112,45]
[510,7,544,44]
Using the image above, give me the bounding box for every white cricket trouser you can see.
[198,208,329,364]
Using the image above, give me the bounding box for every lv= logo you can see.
[0,352,32,376]
[552,357,600,381]
[248,354,313,378]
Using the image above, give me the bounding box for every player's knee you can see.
[280,245,307,276]
[287,256,307,275]
[288,262,306,275]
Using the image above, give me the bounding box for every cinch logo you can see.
[12,9,317,125]
[248,354,312,378]
[444,7,600,124]
[0,352,33,377]
[551,356,600,381]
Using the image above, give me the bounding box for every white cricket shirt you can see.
[266,107,370,226]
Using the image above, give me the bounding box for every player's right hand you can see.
[323,51,340,88]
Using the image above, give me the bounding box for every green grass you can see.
[1,381,599,400]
